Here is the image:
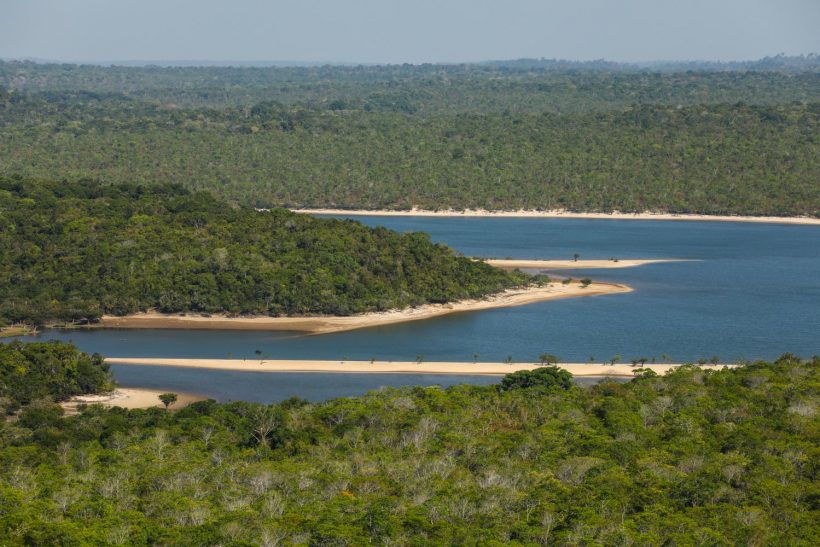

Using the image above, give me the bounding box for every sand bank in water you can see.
[484,258,691,270]
[106,358,734,377]
[98,281,631,334]
[292,208,820,226]
[61,388,204,413]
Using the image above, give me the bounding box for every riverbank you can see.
[292,208,820,226]
[61,388,204,413]
[0,325,37,338]
[107,358,733,377]
[484,258,691,270]
[97,281,631,334]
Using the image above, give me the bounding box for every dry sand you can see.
[484,258,690,270]
[61,388,204,413]
[106,358,733,377]
[97,281,631,334]
[292,208,820,226]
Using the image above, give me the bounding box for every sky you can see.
[1,0,818,65]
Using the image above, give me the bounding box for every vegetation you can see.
[1,59,818,216]
[0,348,816,544]
[0,177,530,326]
[0,340,112,412]
[158,393,178,410]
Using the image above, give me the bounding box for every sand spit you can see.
[484,258,692,270]
[97,281,631,334]
[106,358,735,377]
[292,208,820,226]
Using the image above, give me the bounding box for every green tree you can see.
[158,392,178,410]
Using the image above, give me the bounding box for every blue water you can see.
[14,217,820,399]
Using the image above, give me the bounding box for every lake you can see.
[15,216,820,400]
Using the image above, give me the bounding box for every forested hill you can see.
[1,348,816,544]
[0,178,525,325]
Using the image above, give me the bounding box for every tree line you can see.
[1,91,817,216]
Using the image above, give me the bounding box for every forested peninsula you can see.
[0,341,816,544]
[1,59,818,216]
[0,177,528,326]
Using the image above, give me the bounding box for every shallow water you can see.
[110,364,610,403]
[15,216,820,399]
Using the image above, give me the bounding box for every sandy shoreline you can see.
[293,208,820,226]
[107,358,733,377]
[97,281,631,334]
[484,258,690,270]
[61,387,204,412]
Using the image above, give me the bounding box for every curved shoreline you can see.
[107,358,734,377]
[97,281,631,334]
[293,208,820,226]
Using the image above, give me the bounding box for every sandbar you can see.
[97,281,631,334]
[106,358,734,377]
[61,387,204,413]
[484,258,691,270]
[292,208,820,226]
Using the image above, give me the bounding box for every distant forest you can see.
[0,178,527,326]
[0,58,818,216]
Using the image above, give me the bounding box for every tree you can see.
[158,392,178,410]
[580,278,592,287]
[500,366,573,391]
[539,353,559,365]
[573,253,580,262]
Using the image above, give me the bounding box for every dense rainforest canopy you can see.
[0,177,526,325]
[0,344,816,545]
[0,340,111,411]
[1,59,818,216]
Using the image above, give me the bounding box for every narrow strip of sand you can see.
[61,388,204,412]
[292,208,820,226]
[106,358,733,377]
[97,281,631,334]
[484,258,691,270]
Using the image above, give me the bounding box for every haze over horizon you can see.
[1,0,818,65]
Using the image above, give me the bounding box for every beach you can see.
[106,357,732,377]
[484,258,690,270]
[97,281,631,334]
[61,387,204,413]
[292,208,820,226]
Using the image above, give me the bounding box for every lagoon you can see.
[16,216,820,398]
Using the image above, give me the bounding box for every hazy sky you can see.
[1,0,818,64]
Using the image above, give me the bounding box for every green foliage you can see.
[0,177,526,325]
[499,365,573,391]
[0,62,818,216]
[0,340,112,409]
[158,393,178,410]
[0,352,816,544]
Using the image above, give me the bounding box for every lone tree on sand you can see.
[573,253,580,262]
[158,393,178,410]
[539,353,559,365]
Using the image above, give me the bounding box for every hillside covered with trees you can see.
[0,346,816,544]
[0,177,526,326]
[1,59,818,216]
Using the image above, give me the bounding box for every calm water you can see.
[16,216,820,400]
